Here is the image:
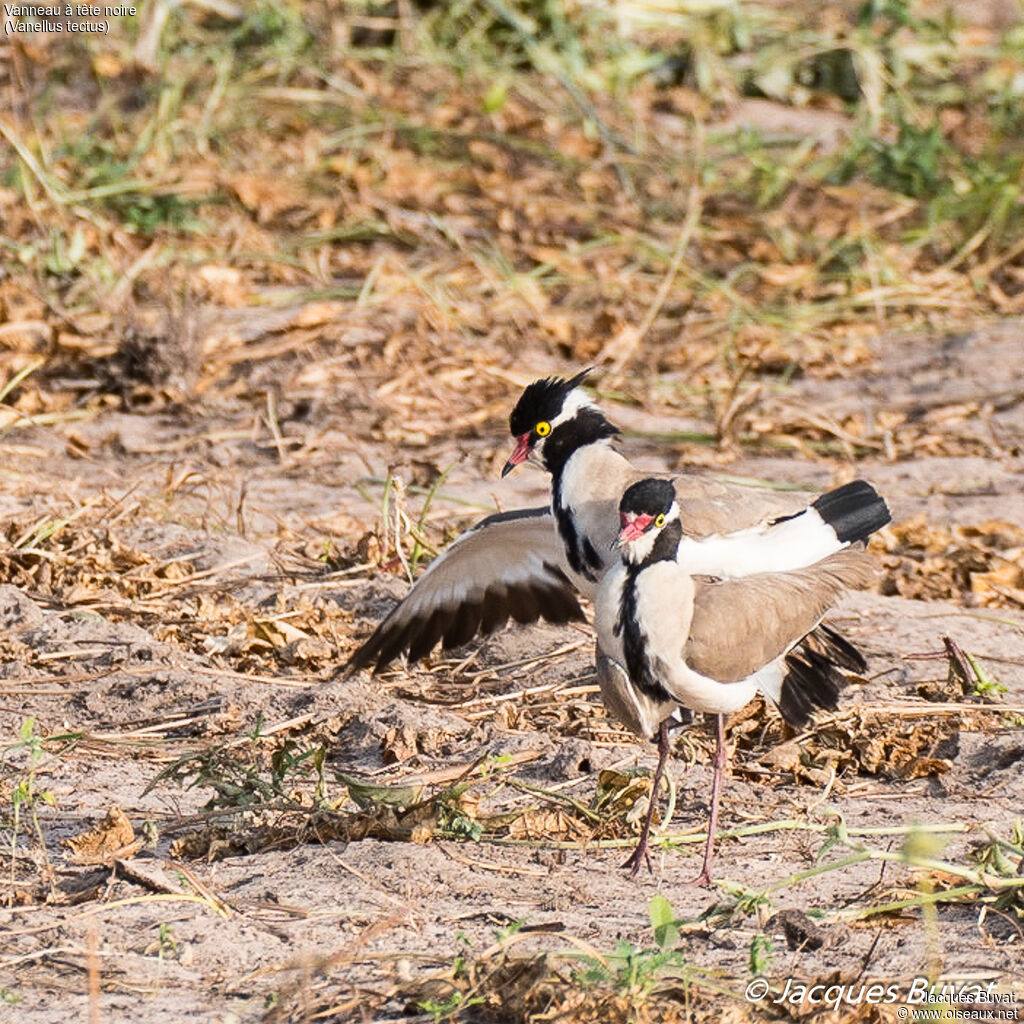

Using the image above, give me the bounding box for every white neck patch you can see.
[624,529,658,565]
[550,388,594,428]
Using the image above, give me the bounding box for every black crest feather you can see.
[509,368,593,437]
[620,478,675,517]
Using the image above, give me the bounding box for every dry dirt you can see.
[1,321,1023,1023]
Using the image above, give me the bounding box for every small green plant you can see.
[410,464,454,573]
[648,893,679,949]
[4,719,57,888]
[109,191,205,235]
[749,933,774,975]
[577,940,687,1002]
[945,637,1009,700]
[494,918,526,944]
[44,226,87,276]
[971,822,1024,880]
[231,3,309,53]
[481,752,514,777]
[965,652,1008,699]
[857,0,920,32]
[272,740,328,804]
[438,809,483,842]
[419,990,485,1023]
[149,922,183,963]
[416,929,482,1020]
[451,930,473,976]
[568,897,692,1003]
[716,881,774,918]
[867,119,945,198]
[147,735,327,810]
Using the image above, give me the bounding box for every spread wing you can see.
[683,550,877,683]
[346,507,584,673]
[596,652,676,741]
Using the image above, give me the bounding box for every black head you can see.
[617,478,680,563]
[503,368,614,478]
[508,368,592,438]
[620,478,675,519]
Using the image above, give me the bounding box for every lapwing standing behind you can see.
[596,477,889,883]
[347,370,873,672]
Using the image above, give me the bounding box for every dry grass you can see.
[1,0,1024,445]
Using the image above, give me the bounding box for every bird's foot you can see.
[688,868,714,888]
[621,841,653,877]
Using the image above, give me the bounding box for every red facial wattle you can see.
[617,512,653,545]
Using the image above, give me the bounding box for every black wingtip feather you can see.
[408,606,455,663]
[343,619,393,675]
[442,603,483,651]
[778,639,852,728]
[810,623,867,674]
[507,584,537,624]
[480,592,511,636]
[373,617,420,673]
[778,672,814,728]
[548,585,588,625]
[344,578,586,675]
[812,480,891,545]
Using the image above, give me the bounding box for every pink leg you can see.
[622,718,672,877]
[692,713,726,887]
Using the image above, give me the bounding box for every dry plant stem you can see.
[943,634,975,688]
[494,817,973,854]
[0,116,67,205]
[623,718,673,877]
[761,841,1024,911]
[87,918,101,1024]
[603,180,704,382]
[508,780,604,825]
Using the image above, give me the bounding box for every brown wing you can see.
[683,550,877,682]
[671,475,810,538]
[346,507,584,673]
[596,652,676,741]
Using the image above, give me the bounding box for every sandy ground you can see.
[1,322,1023,1022]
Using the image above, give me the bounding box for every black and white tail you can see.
[771,480,887,729]
[779,482,889,726]
[810,480,891,545]
[678,479,891,579]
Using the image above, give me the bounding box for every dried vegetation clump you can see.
[880,517,1024,607]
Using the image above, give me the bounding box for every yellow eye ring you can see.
[654,513,666,528]
[535,421,552,437]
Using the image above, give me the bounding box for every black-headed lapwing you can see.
[348,370,856,672]
[596,476,889,883]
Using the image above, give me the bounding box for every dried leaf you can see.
[64,806,141,865]
[338,772,425,810]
